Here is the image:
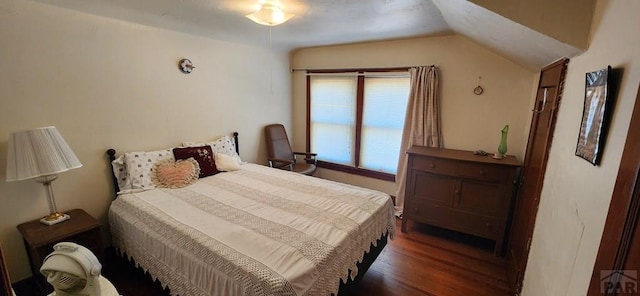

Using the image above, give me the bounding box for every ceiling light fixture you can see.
[246,2,294,26]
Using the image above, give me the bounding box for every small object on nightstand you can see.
[40,211,70,226]
[17,209,103,294]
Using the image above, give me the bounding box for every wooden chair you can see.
[264,124,317,176]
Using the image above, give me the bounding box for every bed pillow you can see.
[173,145,219,178]
[215,153,241,172]
[183,135,242,164]
[122,149,175,193]
[151,158,200,188]
[111,155,130,192]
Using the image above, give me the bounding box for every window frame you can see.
[306,67,410,182]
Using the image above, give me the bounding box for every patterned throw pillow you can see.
[151,158,200,188]
[122,149,174,192]
[183,135,242,163]
[209,135,238,156]
[173,145,219,178]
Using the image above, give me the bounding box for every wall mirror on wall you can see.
[575,65,614,165]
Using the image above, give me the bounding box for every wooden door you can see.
[587,84,640,295]
[0,244,11,296]
[506,58,569,293]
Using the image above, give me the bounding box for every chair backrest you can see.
[264,124,294,162]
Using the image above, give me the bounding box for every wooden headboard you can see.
[106,132,239,199]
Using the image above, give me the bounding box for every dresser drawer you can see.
[457,162,507,182]
[412,156,457,176]
[450,212,502,240]
[405,205,501,240]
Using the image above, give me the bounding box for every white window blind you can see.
[309,71,410,175]
[360,77,410,173]
[310,76,357,166]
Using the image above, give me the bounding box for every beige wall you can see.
[0,0,291,281]
[522,0,640,295]
[469,0,595,49]
[291,35,537,195]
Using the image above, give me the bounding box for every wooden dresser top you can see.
[406,146,521,167]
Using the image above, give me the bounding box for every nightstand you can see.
[17,208,103,293]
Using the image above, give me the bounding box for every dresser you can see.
[401,146,520,256]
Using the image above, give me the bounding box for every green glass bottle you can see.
[498,125,509,156]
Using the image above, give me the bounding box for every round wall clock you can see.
[178,58,195,74]
[473,85,484,95]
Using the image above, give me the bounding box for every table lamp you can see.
[6,126,82,225]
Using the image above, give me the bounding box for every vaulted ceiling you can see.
[32,0,595,70]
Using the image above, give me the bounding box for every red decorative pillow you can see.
[173,146,219,178]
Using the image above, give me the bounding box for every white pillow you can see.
[121,149,174,193]
[215,153,241,172]
[111,155,130,192]
[183,135,242,163]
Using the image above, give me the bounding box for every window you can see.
[307,70,410,180]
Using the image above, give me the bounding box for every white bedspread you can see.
[109,163,395,296]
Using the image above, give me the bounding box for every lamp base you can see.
[40,212,70,226]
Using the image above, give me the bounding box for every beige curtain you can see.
[395,66,442,217]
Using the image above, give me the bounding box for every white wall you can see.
[522,0,640,295]
[0,0,291,281]
[291,35,537,195]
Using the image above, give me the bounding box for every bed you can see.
[106,133,395,296]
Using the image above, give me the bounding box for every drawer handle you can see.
[479,170,486,176]
[486,222,493,231]
[429,162,436,168]
[414,208,420,214]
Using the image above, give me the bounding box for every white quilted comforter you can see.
[109,163,395,296]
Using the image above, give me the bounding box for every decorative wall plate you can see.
[178,58,195,74]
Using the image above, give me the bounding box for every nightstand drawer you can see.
[35,228,104,265]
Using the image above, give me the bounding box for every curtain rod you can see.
[290,65,435,73]
[303,72,411,78]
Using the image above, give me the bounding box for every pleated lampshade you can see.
[6,126,82,182]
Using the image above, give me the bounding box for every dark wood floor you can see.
[343,219,512,296]
[15,218,512,296]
